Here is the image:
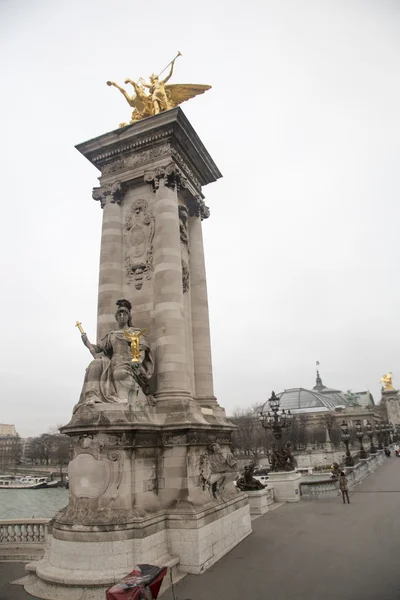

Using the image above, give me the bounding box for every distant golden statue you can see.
[380,372,394,390]
[107,52,211,126]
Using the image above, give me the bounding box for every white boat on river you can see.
[0,476,58,490]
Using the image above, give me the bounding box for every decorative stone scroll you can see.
[161,433,187,446]
[187,431,232,446]
[92,181,125,208]
[144,162,188,192]
[124,198,155,289]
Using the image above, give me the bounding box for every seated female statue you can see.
[73,299,154,413]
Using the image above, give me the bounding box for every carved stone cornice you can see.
[188,195,210,220]
[144,162,188,192]
[76,109,222,187]
[101,143,171,177]
[92,181,126,209]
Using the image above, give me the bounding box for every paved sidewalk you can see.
[163,456,400,600]
[2,457,400,600]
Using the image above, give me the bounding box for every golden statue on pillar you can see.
[380,372,394,390]
[107,52,211,126]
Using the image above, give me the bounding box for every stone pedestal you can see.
[246,488,271,516]
[267,471,301,503]
[22,110,252,600]
[381,388,400,425]
[376,450,385,465]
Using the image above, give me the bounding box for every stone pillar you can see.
[93,182,124,340]
[145,166,192,408]
[381,388,400,425]
[189,206,216,408]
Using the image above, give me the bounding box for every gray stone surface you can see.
[162,456,400,600]
[4,456,400,600]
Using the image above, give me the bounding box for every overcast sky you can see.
[1,0,399,436]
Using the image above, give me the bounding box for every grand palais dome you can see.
[277,371,374,414]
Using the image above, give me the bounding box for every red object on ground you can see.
[106,564,168,600]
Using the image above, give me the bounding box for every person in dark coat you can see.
[339,471,350,504]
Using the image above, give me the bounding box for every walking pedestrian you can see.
[339,471,350,504]
[394,443,399,457]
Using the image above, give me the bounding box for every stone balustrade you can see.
[300,478,339,499]
[300,449,390,499]
[0,519,50,561]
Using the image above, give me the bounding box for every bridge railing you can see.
[300,450,389,499]
[300,478,339,498]
[0,519,50,561]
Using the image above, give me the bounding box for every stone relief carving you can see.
[199,443,237,501]
[182,260,190,294]
[57,501,139,526]
[144,162,188,192]
[187,431,232,446]
[171,148,201,192]
[178,205,189,248]
[59,430,130,525]
[92,181,125,208]
[69,454,112,499]
[71,432,133,456]
[101,144,171,176]
[188,195,210,220]
[124,199,155,289]
[161,433,187,446]
[93,128,174,168]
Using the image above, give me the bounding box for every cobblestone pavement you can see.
[2,457,400,600]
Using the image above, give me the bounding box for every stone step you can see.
[0,545,44,562]
[267,501,285,512]
[155,554,186,597]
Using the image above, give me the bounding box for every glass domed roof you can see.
[277,387,347,413]
[277,372,348,413]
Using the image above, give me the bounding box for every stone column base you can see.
[167,495,251,574]
[267,471,302,502]
[20,496,251,599]
[246,488,271,516]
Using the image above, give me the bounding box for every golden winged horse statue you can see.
[107,52,211,126]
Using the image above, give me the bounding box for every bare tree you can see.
[230,407,270,460]
[26,431,70,474]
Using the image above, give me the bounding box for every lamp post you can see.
[395,424,400,443]
[259,391,294,471]
[366,420,377,454]
[355,420,368,459]
[374,422,384,450]
[381,423,391,447]
[340,420,354,467]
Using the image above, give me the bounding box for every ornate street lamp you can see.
[355,420,368,459]
[340,420,354,467]
[366,420,377,454]
[259,391,294,472]
[374,422,384,450]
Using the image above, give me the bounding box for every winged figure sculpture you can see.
[107,52,211,126]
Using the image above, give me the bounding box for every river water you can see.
[0,488,69,520]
